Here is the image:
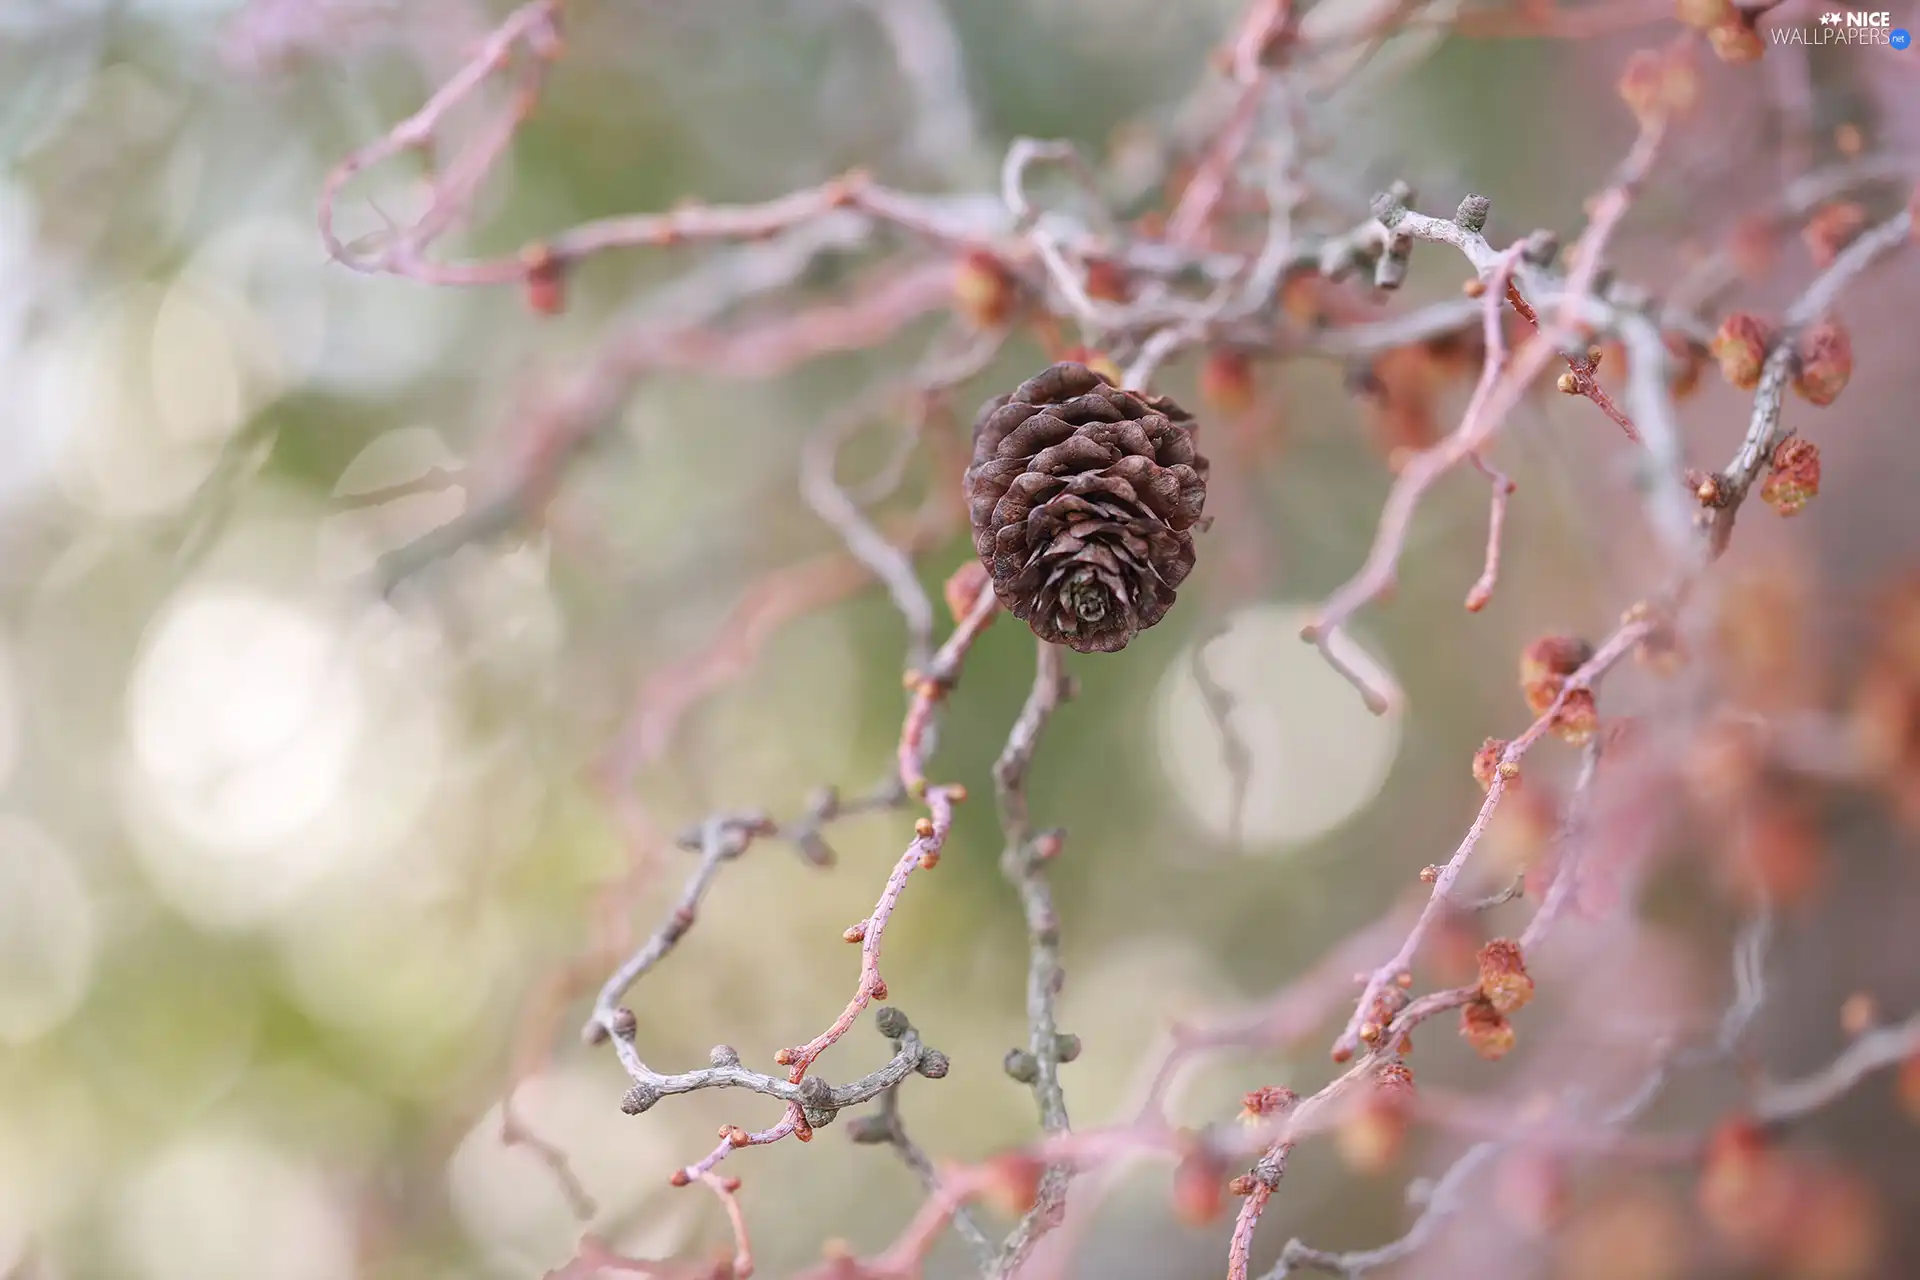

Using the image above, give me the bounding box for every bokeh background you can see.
[3,1,1920,1278]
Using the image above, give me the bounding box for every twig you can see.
[995,641,1076,1273]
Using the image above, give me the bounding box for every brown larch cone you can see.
[964,362,1209,653]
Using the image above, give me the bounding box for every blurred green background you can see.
[5,2,1918,1278]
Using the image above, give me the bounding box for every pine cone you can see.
[964,362,1209,653]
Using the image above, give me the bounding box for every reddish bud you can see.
[1476,939,1535,1014]
[1792,318,1853,406]
[1761,437,1821,516]
[1839,992,1878,1036]
[1711,313,1777,390]
[1698,1118,1782,1254]
[1472,739,1512,792]
[1803,202,1867,268]
[1199,349,1256,417]
[1616,50,1664,127]
[1552,687,1600,747]
[1520,635,1593,717]
[1083,257,1132,303]
[1460,998,1516,1060]
[1617,45,1698,128]
[953,250,1018,329]
[1239,1086,1299,1122]
[522,244,566,316]
[980,1153,1044,1217]
[1171,1150,1227,1225]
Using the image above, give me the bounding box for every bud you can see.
[1476,939,1535,1014]
[1460,998,1516,1060]
[1171,1149,1227,1225]
[1710,312,1777,390]
[1616,45,1697,128]
[1003,1049,1039,1083]
[1199,349,1256,416]
[1083,257,1132,303]
[1802,202,1867,268]
[1520,635,1594,717]
[1472,738,1511,792]
[874,1006,910,1040]
[1239,1086,1298,1122]
[1552,687,1600,747]
[1616,49,1666,128]
[1760,438,1820,516]
[521,243,566,316]
[980,1153,1044,1216]
[1792,318,1853,406]
[1698,1118,1782,1255]
[953,249,1018,329]
[1839,992,1878,1036]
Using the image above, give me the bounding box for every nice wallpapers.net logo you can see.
[1778,10,1914,47]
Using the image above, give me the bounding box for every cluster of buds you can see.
[1476,938,1535,1014]
[1760,437,1821,516]
[1792,318,1854,406]
[1615,41,1700,129]
[1710,312,1777,390]
[1519,635,1599,745]
[1678,0,1764,62]
[1459,997,1516,1060]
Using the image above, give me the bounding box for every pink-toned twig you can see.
[1463,453,1516,613]
[1329,619,1652,1062]
[318,0,562,273]
[1301,245,1531,709]
[699,1172,756,1279]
